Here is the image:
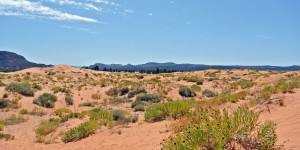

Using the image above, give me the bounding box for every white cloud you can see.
[257,35,272,39]
[124,9,134,14]
[45,0,102,11]
[61,25,96,34]
[0,0,98,22]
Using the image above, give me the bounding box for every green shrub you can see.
[106,87,118,97]
[0,133,14,141]
[230,79,256,89]
[136,93,161,103]
[33,93,57,108]
[0,114,27,125]
[134,104,145,112]
[191,84,201,92]
[0,80,6,87]
[258,121,278,149]
[145,100,191,122]
[0,123,4,131]
[79,102,95,107]
[112,110,138,125]
[65,94,74,105]
[62,120,101,143]
[127,86,146,98]
[179,87,196,97]
[161,108,273,150]
[196,80,203,85]
[51,86,71,94]
[5,83,34,96]
[32,83,42,91]
[120,87,129,95]
[35,119,60,139]
[202,89,217,97]
[19,108,29,114]
[131,100,145,108]
[88,109,112,121]
[0,99,9,109]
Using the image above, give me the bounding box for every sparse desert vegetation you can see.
[0,65,300,149]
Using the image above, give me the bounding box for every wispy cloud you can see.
[45,0,102,11]
[0,0,98,22]
[257,35,272,39]
[61,25,96,34]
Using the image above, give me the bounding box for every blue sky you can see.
[0,0,299,66]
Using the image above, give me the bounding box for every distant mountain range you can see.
[0,51,51,72]
[89,62,300,72]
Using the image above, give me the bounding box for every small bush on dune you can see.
[62,120,101,143]
[51,86,71,94]
[32,83,42,91]
[65,94,74,105]
[145,100,192,122]
[136,93,161,103]
[230,79,256,89]
[0,99,9,109]
[0,123,4,131]
[120,87,129,95]
[112,110,138,124]
[202,89,217,97]
[33,93,57,108]
[5,83,34,96]
[161,107,280,150]
[79,102,95,107]
[110,97,131,105]
[106,87,118,97]
[88,108,113,121]
[35,119,60,143]
[179,87,196,97]
[0,80,6,87]
[127,86,146,98]
[19,108,29,114]
[0,133,14,141]
[191,84,201,92]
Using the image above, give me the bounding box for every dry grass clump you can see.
[35,119,60,143]
[0,114,27,125]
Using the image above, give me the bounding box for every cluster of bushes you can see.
[128,86,146,98]
[179,87,196,97]
[5,83,34,96]
[62,120,101,143]
[202,89,217,97]
[251,77,300,105]
[54,108,81,122]
[51,86,71,94]
[144,100,192,122]
[33,93,57,108]
[161,108,279,149]
[136,93,161,103]
[19,107,47,116]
